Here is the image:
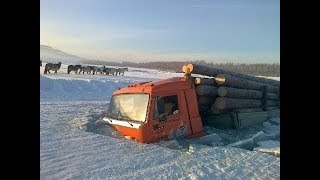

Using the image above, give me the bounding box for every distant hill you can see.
[40,45,86,64]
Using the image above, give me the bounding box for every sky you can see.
[40,0,280,63]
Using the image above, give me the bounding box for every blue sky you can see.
[40,0,280,63]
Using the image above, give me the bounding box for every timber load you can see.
[183,64,280,115]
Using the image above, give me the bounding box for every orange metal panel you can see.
[109,76,206,143]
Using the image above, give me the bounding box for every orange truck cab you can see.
[103,76,206,143]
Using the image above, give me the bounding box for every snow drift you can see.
[40,75,130,101]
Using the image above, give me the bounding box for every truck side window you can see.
[153,95,179,119]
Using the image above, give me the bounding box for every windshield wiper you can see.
[104,116,112,122]
[106,114,134,126]
[126,120,133,127]
[119,115,134,126]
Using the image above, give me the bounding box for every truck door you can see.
[151,92,191,141]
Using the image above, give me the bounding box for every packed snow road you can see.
[40,65,280,179]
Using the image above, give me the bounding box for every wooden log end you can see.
[210,104,222,114]
[214,97,225,110]
[217,86,227,97]
[186,64,194,72]
[181,65,191,74]
[214,75,225,85]
[194,77,201,84]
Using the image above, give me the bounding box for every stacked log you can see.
[194,78,218,114]
[194,77,216,86]
[217,86,279,100]
[210,106,279,115]
[182,64,280,115]
[214,97,262,110]
[183,63,280,87]
[196,85,217,96]
[215,74,279,93]
[197,95,214,104]
[214,97,279,110]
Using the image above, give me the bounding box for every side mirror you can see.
[159,113,167,121]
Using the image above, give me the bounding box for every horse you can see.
[44,62,62,74]
[95,66,105,75]
[116,67,129,76]
[75,65,82,72]
[40,60,42,67]
[103,67,110,75]
[91,66,101,75]
[79,66,93,74]
[108,68,117,76]
[67,65,82,74]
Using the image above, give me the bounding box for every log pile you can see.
[182,64,280,115]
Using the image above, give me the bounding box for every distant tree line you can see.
[81,60,280,77]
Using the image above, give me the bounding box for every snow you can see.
[192,133,223,146]
[256,140,280,148]
[263,122,280,134]
[254,141,280,157]
[228,137,255,150]
[269,117,280,125]
[40,65,280,179]
[258,76,280,81]
[40,64,182,101]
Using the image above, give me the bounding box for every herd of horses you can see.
[40,60,129,76]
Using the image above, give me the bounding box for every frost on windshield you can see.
[108,94,149,122]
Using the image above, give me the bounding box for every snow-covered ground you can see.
[40,63,182,101]
[40,64,280,179]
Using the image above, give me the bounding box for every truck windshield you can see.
[107,94,149,122]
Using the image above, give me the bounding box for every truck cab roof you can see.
[113,76,194,95]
